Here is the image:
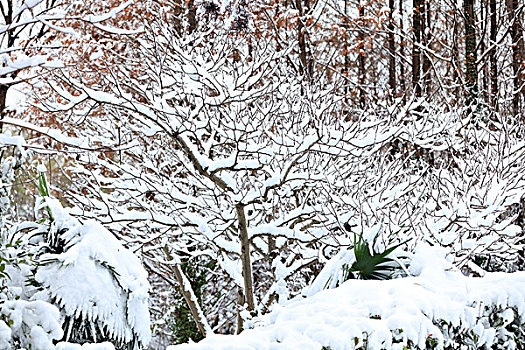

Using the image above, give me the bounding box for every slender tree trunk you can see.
[235,203,255,332]
[510,0,524,117]
[162,246,212,337]
[421,0,431,94]
[296,0,311,78]
[343,0,350,107]
[0,1,13,134]
[172,0,183,35]
[464,0,478,108]
[452,8,461,101]
[489,0,498,113]
[412,0,423,98]
[480,1,489,104]
[388,0,396,98]
[399,0,406,102]
[0,85,7,133]
[358,0,366,107]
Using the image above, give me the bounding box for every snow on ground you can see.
[56,342,115,350]
[168,245,525,350]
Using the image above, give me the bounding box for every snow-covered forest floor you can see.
[0,0,524,349]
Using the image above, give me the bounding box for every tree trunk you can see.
[452,7,461,101]
[510,0,524,117]
[464,0,478,107]
[296,0,311,78]
[162,246,212,337]
[358,0,366,107]
[388,0,396,98]
[399,0,406,102]
[412,0,423,98]
[489,0,498,113]
[235,203,255,332]
[344,0,350,101]
[421,0,431,94]
[0,85,7,133]
[187,0,197,33]
[0,0,13,134]
[479,2,489,104]
[172,0,183,35]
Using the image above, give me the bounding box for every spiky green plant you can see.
[37,171,54,222]
[344,234,408,280]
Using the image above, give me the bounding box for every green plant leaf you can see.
[37,171,54,221]
[346,233,409,280]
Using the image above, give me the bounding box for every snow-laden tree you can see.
[34,0,366,336]
[0,0,145,221]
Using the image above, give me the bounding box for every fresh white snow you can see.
[168,244,525,350]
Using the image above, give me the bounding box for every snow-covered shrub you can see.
[27,194,151,349]
[0,299,63,349]
[168,244,525,350]
[0,172,151,349]
[0,220,64,349]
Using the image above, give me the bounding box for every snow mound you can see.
[168,245,525,350]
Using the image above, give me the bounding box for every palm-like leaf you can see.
[346,234,408,280]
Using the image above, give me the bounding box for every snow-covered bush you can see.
[0,213,65,350]
[0,172,151,349]
[0,299,63,349]
[28,193,151,349]
[168,244,525,350]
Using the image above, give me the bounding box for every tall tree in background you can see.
[358,0,366,106]
[343,0,350,101]
[421,0,431,94]
[509,0,524,117]
[388,0,396,97]
[451,4,461,101]
[412,0,423,99]
[464,0,478,108]
[296,0,312,78]
[489,0,498,113]
[398,0,406,101]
